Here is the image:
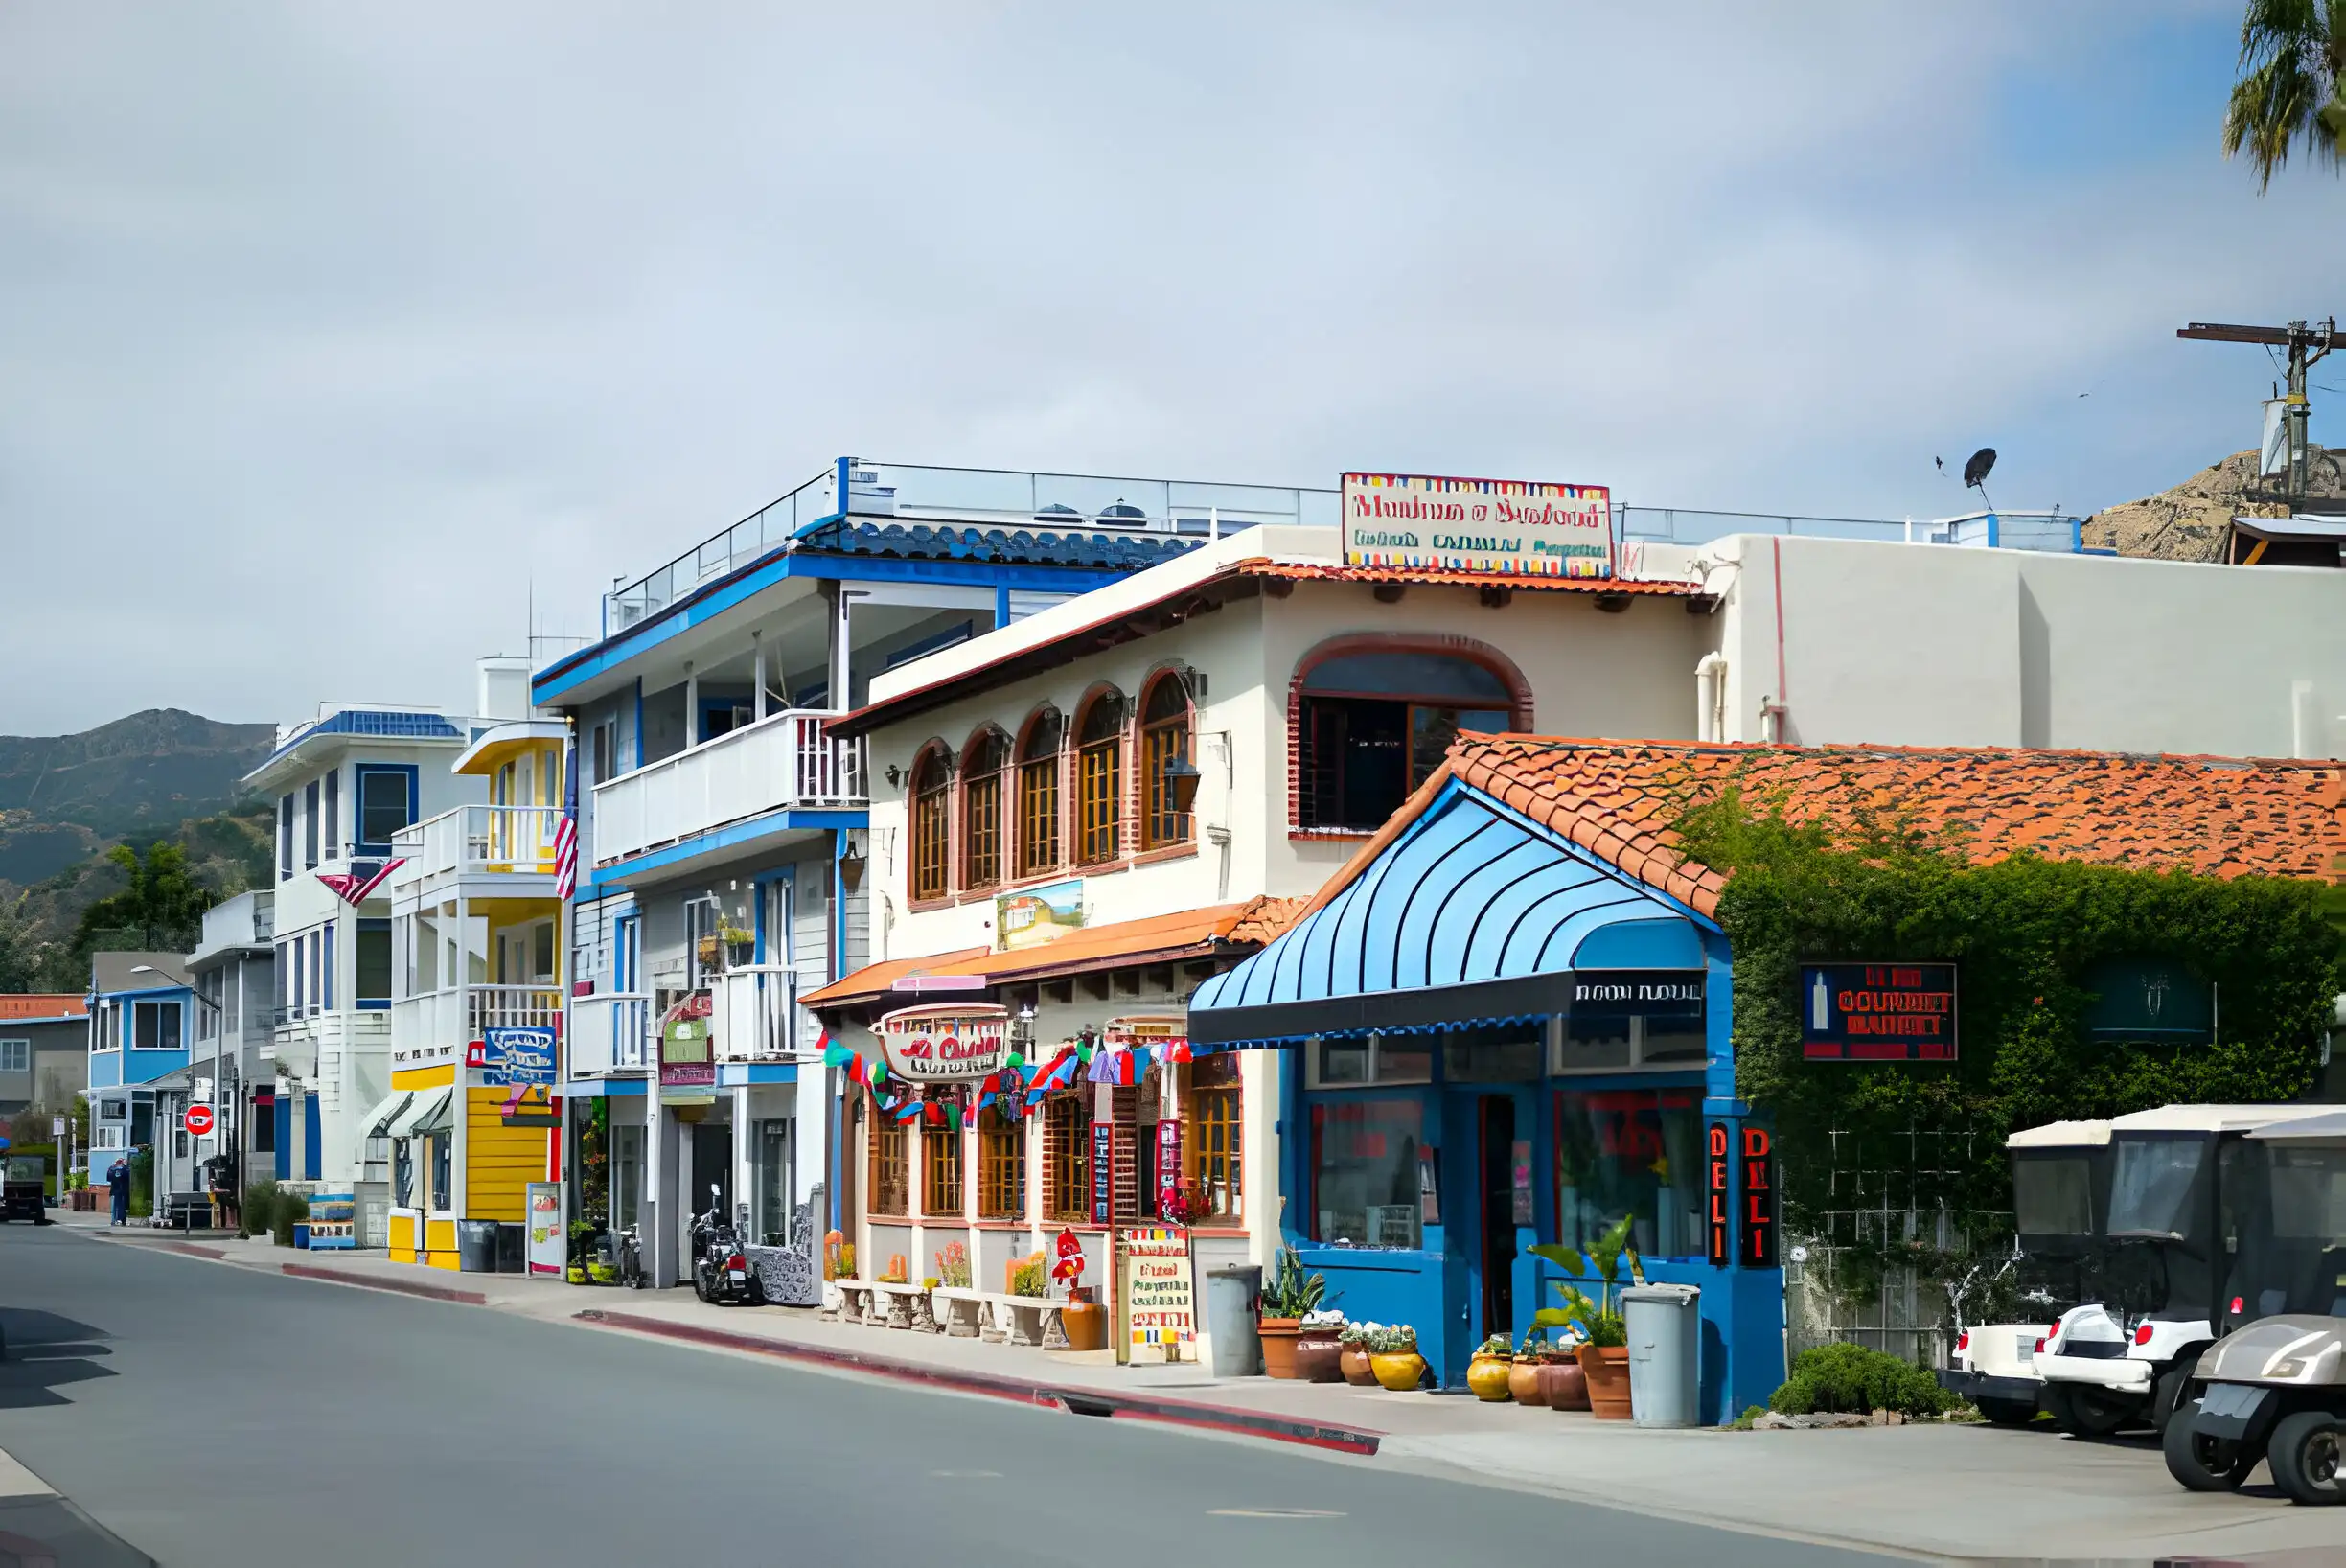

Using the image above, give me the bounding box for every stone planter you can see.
[1258,1318,1302,1378]
[1467,1352,1515,1401]
[1339,1346,1378,1386]
[1370,1350,1428,1392]
[1294,1331,1346,1383]
[1576,1343,1632,1419]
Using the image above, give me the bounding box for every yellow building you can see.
[377,716,569,1270]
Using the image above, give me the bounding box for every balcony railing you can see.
[393,806,565,879]
[392,985,564,1060]
[712,965,795,1062]
[591,709,865,866]
[569,992,653,1076]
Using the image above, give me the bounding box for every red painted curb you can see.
[283,1263,489,1306]
[89,1234,228,1260]
[572,1308,1382,1455]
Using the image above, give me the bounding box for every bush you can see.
[242,1182,280,1238]
[272,1189,310,1247]
[1767,1343,1954,1418]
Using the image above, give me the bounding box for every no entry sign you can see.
[183,1103,216,1138]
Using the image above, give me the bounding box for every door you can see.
[691,1121,733,1227]
[1479,1095,1518,1343]
[754,1118,794,1245]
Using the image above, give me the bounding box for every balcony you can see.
[712,966,796,1063]
[393,806,565,880]
[591,709,865,867]
[569,992,652,1076]
[391,985,564,1070]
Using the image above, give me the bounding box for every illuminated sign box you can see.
[1800,963,1957,1061]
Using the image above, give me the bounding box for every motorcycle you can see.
[690,1183,759,1306]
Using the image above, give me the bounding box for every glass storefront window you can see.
[392,1140,413,1209]
[755,1118,793,1245]
[1310,1098,1423,1249]
[612,1123,641,1234]
[1308,1035,1434,1088]
[1442,1032,1542,1082]
[1553,1089,1706,1259]
[429,1132,452,1212]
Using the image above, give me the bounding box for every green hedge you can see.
[1769,1343,1954,1418]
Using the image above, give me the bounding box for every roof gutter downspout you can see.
[1695,654,1727,744]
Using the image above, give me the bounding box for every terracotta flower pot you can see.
[1508,1357,1548,1406]
[1576,1343,1632,1419]
[1467,1352,1515,1401]
[1057,1300,1108,1352]
[1542,1357,1590,1411]
[1370,1350,1428,1391]
[1294,1331,1346,1383]
[1339,1345,1378,1386]
[1258,1318,1302,1378]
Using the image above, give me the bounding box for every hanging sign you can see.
[474,1026,559,1086]
[660,1017,717,1104]
[1509,1139,1535,1226]
[1091,1121,1115,1224]
[1343,471,1613,578]
[1739,1126,1779,1268]
[1800,963,1957,1061]
[1706,1122,1731,1267]
[1156,1119,1184,1215]
[875,1003,1009,1083]
[1117,1226,1198,1364]
[1571,971,1705,1018]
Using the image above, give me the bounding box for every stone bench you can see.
[835,1279,935,1331]
[931,1288,1055,1346]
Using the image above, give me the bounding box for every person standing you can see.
[106,1156,130,1227]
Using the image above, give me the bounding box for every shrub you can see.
[1767,1343,1953,1418]
[1009,1253,1046,1297]
[934,1241,971,1289]
[272,1189,310,1247]
[242,1181,280,1238]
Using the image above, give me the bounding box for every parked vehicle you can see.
[2166,1109,2346,1503]
[2037,1104,2317,1437]
[1,1154,49,1224]
[1942,1119,2113,1424]
[690,1184,758,1306]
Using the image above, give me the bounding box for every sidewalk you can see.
[86,1229,2346,1564]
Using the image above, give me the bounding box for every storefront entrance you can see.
[691,1120,732,1223]
[1439,1070,1538,1373]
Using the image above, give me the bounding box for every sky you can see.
[3,2,2341,735]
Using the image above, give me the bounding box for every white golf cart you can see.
[1939,1118,2112,1425]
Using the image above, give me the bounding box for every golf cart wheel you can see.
[2269,1411,2346,1506]
[1977,1396,2039,1427]
[2045,1383,2131,1437]
[2163,1399,2257,1492]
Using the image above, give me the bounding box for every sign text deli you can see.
[1342,471,1612,579]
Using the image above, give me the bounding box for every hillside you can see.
[2083,446,2346,562]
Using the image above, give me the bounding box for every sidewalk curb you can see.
[282,1263,489,1306]
[572,1308,1383,1456]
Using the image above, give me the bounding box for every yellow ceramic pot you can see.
[1466,1352,1514,1402]
[1370,1350,1427,1392]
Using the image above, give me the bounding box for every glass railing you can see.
[1618,507,1912,545]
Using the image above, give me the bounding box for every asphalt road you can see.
[0,1224,1897,1568]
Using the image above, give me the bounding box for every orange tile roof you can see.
[1295,735,2346,926]
[1239,561,1700,597]
[0,994,87,1022]
[802,895,1300,1009]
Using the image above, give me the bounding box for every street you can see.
[0,1225,1892,1568]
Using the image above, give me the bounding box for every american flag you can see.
[553,742,578,901]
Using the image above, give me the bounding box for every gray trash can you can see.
[456,1219,499,1273]
[1622,1282,1702,1427]
[1205,1264,1263,1376]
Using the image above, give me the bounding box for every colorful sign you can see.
[995,880,1084,952]
[1117,1226,1197,1364]
[1739,1126,1779,1268]
[306,1192,356,1250]
[660,1017,717,1104]
[1156,1119,1183,1214]
[1706,1122,1731,1267]
[1801,963,1958,1061]
[474,1026,558,1086]
[1342,471,1612,578]
[875,1004,1009,1083]
[183,1103,215,1139]
[1091,1121,1115,1224]
[525,1182,564,1275]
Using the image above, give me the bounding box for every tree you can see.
[69,840,216,957]
[2224,0,2346,192]
[0,891,57,992]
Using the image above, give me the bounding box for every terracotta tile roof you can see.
[802,896,1300,1009]
[1296,735,2346,926]
[0,993,87,1022]
[1239,561,1700,597]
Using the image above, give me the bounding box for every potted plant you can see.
[1508,1326,1550,1406]
[1337,1322,1380,1386]
[1368,1324,1427,1391]
[1530,1214,1644,1420]
[1469,1332,1516,1401]
[1542,1324,1591,1411]
[1295,1309,1347,1383]
[1256,1246,1326,1378]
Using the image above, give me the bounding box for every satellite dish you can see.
[1962,448,1997,489]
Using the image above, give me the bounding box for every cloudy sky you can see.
[3,2,2339,735]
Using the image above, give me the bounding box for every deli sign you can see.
[1801,963,1958,1061]
[1342,471,1612,579]
[876,1003,1010,1083]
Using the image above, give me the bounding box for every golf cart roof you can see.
[2007,1119,2112,1149]
[2108,1104,2320,1134]
[2246,1109,2346,1143]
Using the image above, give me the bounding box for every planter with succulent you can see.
[1530,1214,1644,1420]
[1468,1333,1516,1401]
[1295,1309,1347,1382]
[1508,1326,1552,1406]
[1256,1246,1326,1379]
[1336,1322,1381,1386]
[1367,1324,1427,1391]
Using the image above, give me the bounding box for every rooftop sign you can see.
[1342,471,1612,579]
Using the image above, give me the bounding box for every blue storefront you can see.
[1188,776,1784,1423]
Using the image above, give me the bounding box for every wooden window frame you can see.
[1074,690,1125,868]
[978,1103,1025,1220]
[1044,1092,1092,1223]
[961,728,1007,892]
[1138,674,1193,852]
[1287,634,1534,834]
[910,747,952,902]
[1016,708,1063,878]
[867,1108,908,1218]
[922,1104,963,1218]
[1183,1060,1243,1222]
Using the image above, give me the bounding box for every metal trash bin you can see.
[1205,1264,1263,1376]
[1622,1282,1702,1427]
[456,1219,500,1273]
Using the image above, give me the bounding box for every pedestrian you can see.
[106,1155,130,1227]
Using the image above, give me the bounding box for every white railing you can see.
[569,992,653,1075]
[393,806,565,879]
[713,965,795,1062]
[590,709,866,866]
[392,985,564,1057]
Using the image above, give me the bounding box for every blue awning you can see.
[1188,781,1713,1046]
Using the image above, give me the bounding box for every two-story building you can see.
[83,952,195,1184]
[533,457,1322,1289]
[0,993,89,1119]
[150,892,277,1211]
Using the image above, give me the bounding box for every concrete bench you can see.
[930,1288,1055,1345]
[835,1279,935,1331]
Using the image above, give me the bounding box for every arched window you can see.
[1295,643,1523,832]
[909,746,951,901]
[961,728,1007,890]
[1139,675,1193,851]
[1074,690,1125,865]
[1016,708,1063,877]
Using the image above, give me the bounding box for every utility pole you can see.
[2177,318,2337,507]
